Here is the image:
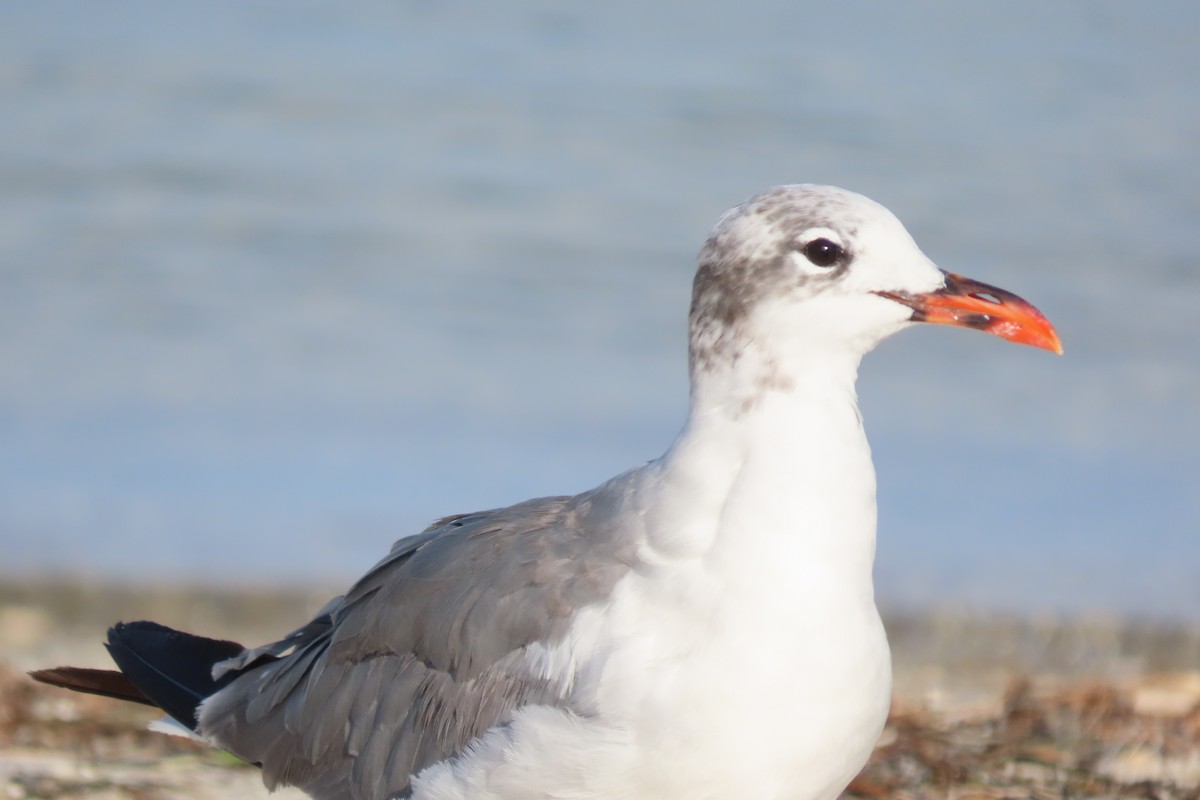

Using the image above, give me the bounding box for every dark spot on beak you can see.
[959,312,993,330]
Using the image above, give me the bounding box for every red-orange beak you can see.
[875,271,1063,355]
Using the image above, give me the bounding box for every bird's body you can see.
[32,185,1061,800]
[403,381,889,800]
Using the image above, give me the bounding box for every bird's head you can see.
[688,185,1061,391]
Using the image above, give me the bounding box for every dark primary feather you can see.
[199,492,641,800]
[105,621,252,729]
[30,622,258,730]
[29,666,153,706]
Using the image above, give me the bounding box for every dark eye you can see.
[801,238,845,268]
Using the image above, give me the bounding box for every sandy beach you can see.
[4,580,1200,799]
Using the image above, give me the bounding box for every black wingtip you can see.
[104,620,247,730]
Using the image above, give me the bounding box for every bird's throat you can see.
[646,362,879,588]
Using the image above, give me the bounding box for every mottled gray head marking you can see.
[688,185,871,372]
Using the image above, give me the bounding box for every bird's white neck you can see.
[635,342,879,603]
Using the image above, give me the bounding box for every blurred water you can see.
[1,1,1197,618]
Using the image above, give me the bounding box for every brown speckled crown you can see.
[688,185,867,374]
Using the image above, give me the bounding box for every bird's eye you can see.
[801,238,845,268]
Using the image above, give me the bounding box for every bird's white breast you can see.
[412,386,892,800]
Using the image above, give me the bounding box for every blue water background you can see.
[2,1,1197,618]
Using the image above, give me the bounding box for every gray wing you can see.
[199,492,638,800]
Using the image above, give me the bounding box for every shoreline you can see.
[5,577,1199,678]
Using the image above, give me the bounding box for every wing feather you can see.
[199,493,638,800]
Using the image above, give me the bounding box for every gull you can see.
[33,184,1061,800]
